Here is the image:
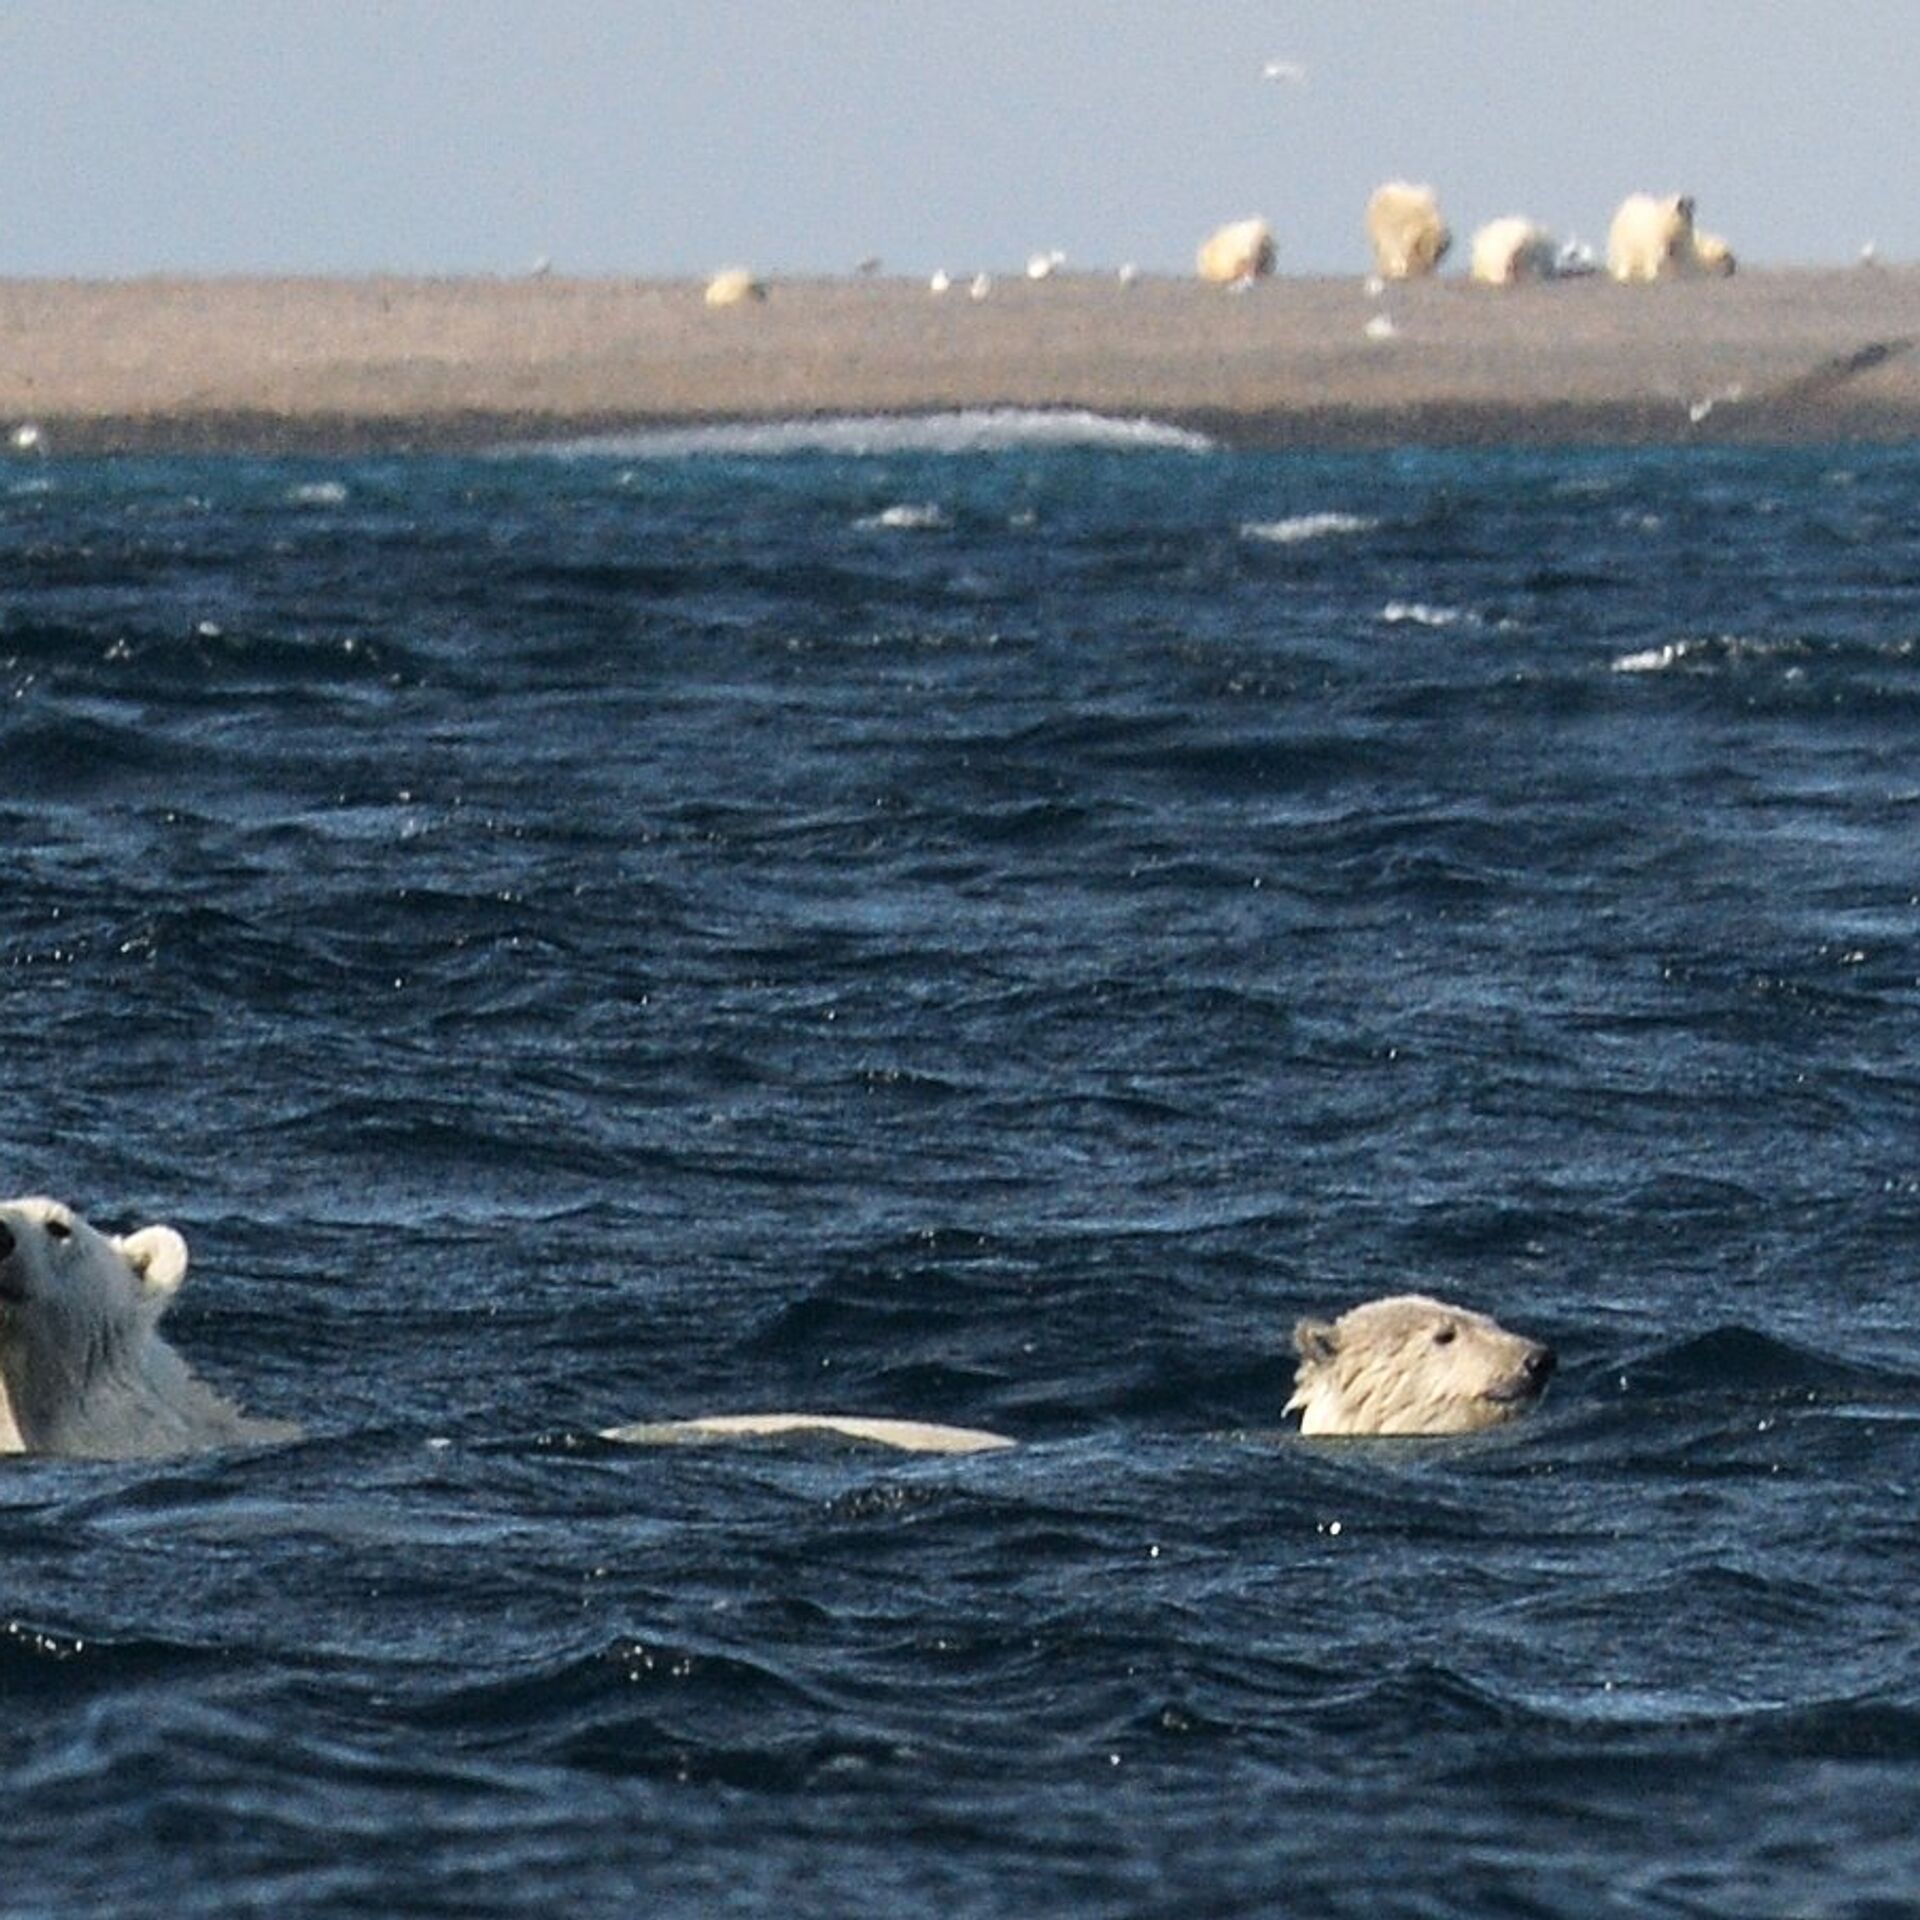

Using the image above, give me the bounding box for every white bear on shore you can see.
[1608,194,1692,280]
[0,1196,296,1458]
[1469,217,1560,286]
[1607,193,1732,282]
[1366,182,1451,280]
[1689,229,1736,276]
[1196,218,1276,286]
[703,267,766,308]
[1286,1294,1556,1436]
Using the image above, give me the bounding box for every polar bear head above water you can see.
[0,1196,295,1458]
[1286,1293,1556,1436]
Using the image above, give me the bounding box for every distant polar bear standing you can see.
[1469,217,1560,286]
[1366,182,1451,280]
[0,1196,296,1457]
[1608,194,1693,281]
[1197,217,1276,286]
[1286,1294,1556,1436]
[1607,193,1732,281]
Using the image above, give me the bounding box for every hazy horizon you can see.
[4,2,1911,279]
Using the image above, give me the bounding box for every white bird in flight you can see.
[1262,58,1307,84]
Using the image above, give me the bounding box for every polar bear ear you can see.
[114,1226,189,1302]
[1293,1317,1339,1364]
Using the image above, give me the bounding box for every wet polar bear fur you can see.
[602,1412,1015,1454]
[1286,1294,1556,1436]
[0,1196,296,1458]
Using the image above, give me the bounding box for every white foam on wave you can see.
[1241,511,1378,545]
[531,409,1214,460]
[857,502,949,531]
[288,480,349,507]
[1611,633,1810,675]
[1379,600,1478,629]
[1612,640,1692,674]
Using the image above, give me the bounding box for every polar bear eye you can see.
[1432,1324,1456,1346]
[44,1218,71,1242]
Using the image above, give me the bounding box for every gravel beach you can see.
[2,268,1918,453]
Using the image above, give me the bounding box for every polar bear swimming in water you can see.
[1285,1294,1556,1436]
[0,1195,297,1458]
[605,1294,1555,1451]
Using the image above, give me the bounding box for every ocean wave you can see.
[1605,1324,1920,1400]
[1240,511,1378,545]
[527,409,1215,459]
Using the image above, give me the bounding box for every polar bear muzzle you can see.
[0,1219,30,1303]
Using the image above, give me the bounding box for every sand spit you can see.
[2,270,1919,454]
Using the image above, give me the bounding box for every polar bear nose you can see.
[1524,1343,1557,1384]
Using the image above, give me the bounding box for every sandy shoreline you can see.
[2,269,1919,454]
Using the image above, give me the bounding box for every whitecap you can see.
[1610,633,1809,674]
[857,502,949,531]
[1379,600,1476,628]
[1612,640,1692,674]
[1241,511,1378,545]
[525,409,1214,460]
[288,480,349,507]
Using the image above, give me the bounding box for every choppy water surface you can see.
[2,421,1919,1916]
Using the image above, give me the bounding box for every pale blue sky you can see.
[3,2,1910,277]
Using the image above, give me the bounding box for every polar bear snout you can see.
[1489,1340,1557,1406]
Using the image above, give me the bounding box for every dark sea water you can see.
[3,415,1919,1917]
